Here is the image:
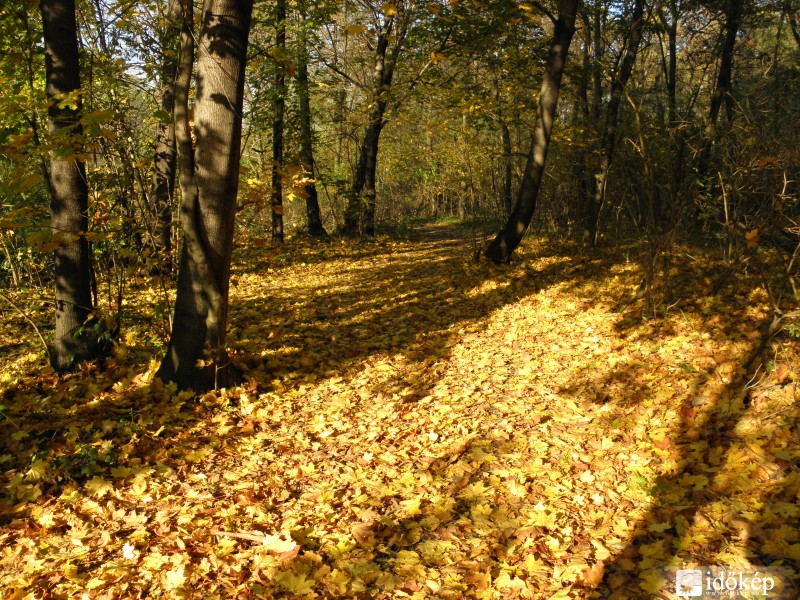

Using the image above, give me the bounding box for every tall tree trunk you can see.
[151,0,180,271]
[697,0,743,178]
[485,0,579,263]
[297,0,327,237]
[587,0,645,246]
[493,73,513,216]
[500,120,513,216]
[658,0,683,222]
[574,12,593,229]
[591,0,603,122]
[41,0,103,370]
[157,0,253,391]
[659,0,678,126]
[342,9,407,238]
[271,0,286,243]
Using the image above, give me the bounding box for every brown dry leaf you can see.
[351,520,376,545]
[464,569,491,592]
[581,560,605,588]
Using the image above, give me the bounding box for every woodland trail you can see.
[1,227,798,598]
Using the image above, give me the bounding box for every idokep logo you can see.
[676,569,703,597]
[673,567,780,597]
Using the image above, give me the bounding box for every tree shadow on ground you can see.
[548,271,800,598]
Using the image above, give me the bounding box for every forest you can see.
[1,0,799,597]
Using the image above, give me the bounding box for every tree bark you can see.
[484,0,579,263]
[271,0,286,243]
[157,0,253,391]
[41,0,103,370]
[297,0,327,237]
[587,0,645,246]
[342,6,408,238]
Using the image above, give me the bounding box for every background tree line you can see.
[0,0,798,389]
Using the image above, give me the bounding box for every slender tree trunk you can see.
[342,9,407,237]
[574,12,593,228]
[484,0,579,263]
[151,0,181,271]
[659,0,683,221]
[698,0,743,178]
[587,0,645,246]
[41,0,103,370]
[297,0,326,237]
[591,0,603,122]
[500,121,513,215]
[577,12,591,119]
[271,0,286,243]
[157,0,253,391]
[660,0,678,126]
[493,74,513,216]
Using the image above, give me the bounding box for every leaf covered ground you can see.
[1,224,799,599]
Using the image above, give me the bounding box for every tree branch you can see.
[530,1,558,24]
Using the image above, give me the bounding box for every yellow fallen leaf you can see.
[85,476,112,498]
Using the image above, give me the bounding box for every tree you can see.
[271,0,287,243]
[157,0,254,390]
[341,0,411,238]
[150,0,181,270]
[40,0,105,370]
[656,0,685,215]
[297,0,327,237]
[586,0,645,245]
[697,0,744,178]
[485,0,580,263]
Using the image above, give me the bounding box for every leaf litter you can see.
[0,223,798,598]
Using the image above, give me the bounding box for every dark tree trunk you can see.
[151,0,180,270]
[342,9,407,238]
[492,74,513,216]
[658,0,683,220]
[697,0,743,178]
[157,0,253,391]
[577,11,591,119]
[271,0,286,243]
[587,0,645,246]
[500,121,513,216]
[659,0,678,126]
[574,12,593,227]
[41,0,103,370]
[591,0,603,122]
[484,0,579,263]
[297,0,326,237]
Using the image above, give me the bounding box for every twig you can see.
[0,289,48,356]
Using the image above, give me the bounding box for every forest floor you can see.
[0,223,799,599]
